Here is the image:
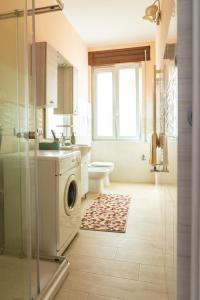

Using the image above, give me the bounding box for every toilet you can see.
[88,162,115,193]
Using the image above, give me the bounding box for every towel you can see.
[149,132,159,167]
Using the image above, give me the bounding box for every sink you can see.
[60,144,91,156]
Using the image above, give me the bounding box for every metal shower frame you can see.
[0,0,64,20]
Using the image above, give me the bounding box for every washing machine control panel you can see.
[59,151,81,174]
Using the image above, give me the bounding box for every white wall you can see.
[92,139,177,184]
[160,140,177,185]
[92,141,154,183]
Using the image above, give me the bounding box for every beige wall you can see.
[36,12,88,102]
[156,0,176,68]
[35,10,89,143]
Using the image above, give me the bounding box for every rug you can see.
[81,193,131,233]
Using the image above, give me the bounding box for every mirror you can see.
[55,52,74,115]
[45,50,78,141]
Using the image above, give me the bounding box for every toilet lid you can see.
[91,162,114,167]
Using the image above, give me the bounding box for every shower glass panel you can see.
[158,15,177,300]
[0,1,38,299]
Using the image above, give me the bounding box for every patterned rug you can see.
[81,193,131,233]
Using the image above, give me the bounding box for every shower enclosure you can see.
[0,1,68,299]
[156,14,177,300]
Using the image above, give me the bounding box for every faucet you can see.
[51,130,57,141]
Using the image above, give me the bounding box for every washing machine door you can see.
[64,175,78,216]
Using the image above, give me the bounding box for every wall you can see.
[160,139,177,185]
[35,6,89,144]
[155,0,177,186]
[156,0,176,68]
[90,42,155,183]
[92,141,154,183]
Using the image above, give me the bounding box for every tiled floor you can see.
[55,183,171,300]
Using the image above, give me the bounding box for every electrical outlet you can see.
[141,154,146,161]
[37,128,43,136]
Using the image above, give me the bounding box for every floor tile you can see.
[65,243,117,260]
[54,183,174,300]
[55,289,88,300]
[70,232,124,248]
[87,294,121,300]
[67,254,140,280]
[118,237,164,250]
[60,271,168,300]
[139,264,166,286]
[115,245,164,266]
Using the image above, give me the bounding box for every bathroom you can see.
[0,0,195,300]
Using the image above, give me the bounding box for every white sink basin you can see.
[60,144,91,156]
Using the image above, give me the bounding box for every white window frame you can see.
[92,63,140,141]
[93,66,115,140]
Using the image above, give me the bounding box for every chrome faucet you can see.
[51,130,57,141]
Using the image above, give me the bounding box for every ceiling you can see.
[63,0,157,47]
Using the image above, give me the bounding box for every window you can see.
[96,71,113,137]
[93,64,140,140]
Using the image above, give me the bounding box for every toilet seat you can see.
[90,162,114,167]
[90,162,114,172]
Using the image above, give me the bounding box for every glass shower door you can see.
[0,1,38,299]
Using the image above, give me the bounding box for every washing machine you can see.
[37,150,81,257]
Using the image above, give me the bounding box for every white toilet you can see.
[88,162,115,193]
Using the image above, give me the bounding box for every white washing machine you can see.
[37,150,81,257]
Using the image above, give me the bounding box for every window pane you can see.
[96,71,113,137]
[119,68,137,137]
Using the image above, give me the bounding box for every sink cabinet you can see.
[81,153,89,198]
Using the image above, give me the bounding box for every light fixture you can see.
[143,0,161,25]
[56,0,64,10]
